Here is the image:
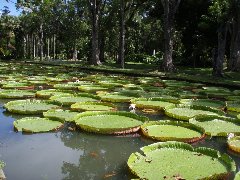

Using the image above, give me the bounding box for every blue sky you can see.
[0,0,21,16]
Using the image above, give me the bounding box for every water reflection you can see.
[59,129,152,179]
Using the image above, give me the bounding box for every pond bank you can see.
[21,60,240,89]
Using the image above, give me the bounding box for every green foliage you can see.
[13,117,63,133]
[128,141,236,179]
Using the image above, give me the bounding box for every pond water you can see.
[1,100,240,180]
[0,62,240,179]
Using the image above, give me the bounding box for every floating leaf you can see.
[71,102,116,111]
[141,121,205,143]
[228,136,240,153]
[74,111,148,134]
[0,89,35,99]
[128,141,236,179]
[164,105,221,121]
[43,109,79,122]
[190,116,240,137]
[4,99,59,114]
[13,117,63,133]
[131,98,175,111]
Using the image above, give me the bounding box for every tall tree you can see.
[88,0,102,65]
[229,0,240,71]
[161,0,181,72]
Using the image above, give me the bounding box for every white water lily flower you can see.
[129,104,136,110]
[228,133,235,140]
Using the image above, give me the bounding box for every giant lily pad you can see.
[99,92,136,103]
[43,109,79,122]
[4,99,59,114]
[128,141,236,179]
[141,121,205,143]
[53,81,91,90]
[71,102,116,111]
[36,89,72,99]
[13,117,63,133]
[78,85,109,92]
[228,136,240,153]
[164,105,221,121]
[190,116,240,136]
[235,172,240,180]
[74,111,148,134]
[1,82,31,89]
[227,101,240,112]
[50,94,99,106]
[131,98,175,111]
[0,89,35,99]
[180,99,225,110]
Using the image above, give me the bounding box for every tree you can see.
[88,0,102,65]
[161,0,181,72]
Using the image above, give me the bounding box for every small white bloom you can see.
[228,133,235,140]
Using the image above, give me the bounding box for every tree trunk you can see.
[33,36,36,59]
[47,38,50,60]
[53,34,56,59]
[39,23,44,61]
[99,34,105,62]
[161,0,181,72]
[229,11,240,71]
[212,25,227,77]
[118,0,125,69]
[89,0,101,65]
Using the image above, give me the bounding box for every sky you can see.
[0,0,21,16]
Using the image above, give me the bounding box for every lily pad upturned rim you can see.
[141,120,205,143]
[190,115,240,137]
[228,136,240,153]
[131,97,176,110]
[74,111,149,134]
[99,92,136,102]
[50,93,100,105]
[71,101,117,111]
[180,99,226,110]
[0,89,35,99]
[4,99,59,114]
[164,104,223,121]
[13,117,63,133]
[43,109,79,122]
[226,101,240,113]
[128,141,236,180]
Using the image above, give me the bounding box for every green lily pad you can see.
[36,89,72,99]
[2,82,33,89]
[97,81,123,88]
[53,81,91,90]
[50,94,99,106]
[128,141,236,179]
[227,101,240,112]
[43,109,79,122]
[99,92,136,103]
[13,117,63,133]
[74,111,148,134]
[228,136,240,153]
[235,171,240,180]
[4,99,59,114]
[237,114,240,119]
[71,102,116,111]
[180,99,225,110]
[190,116,240,136]
[78,85,109,92]
[0,90,35,99]
[141,121,205,142]
[164,105,220,121]
[131,98,175,110]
